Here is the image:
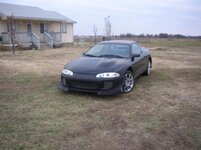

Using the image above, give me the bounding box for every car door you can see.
[139,45,150,71]
[131,44,146,77]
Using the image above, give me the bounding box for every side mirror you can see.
[131,54,140,61]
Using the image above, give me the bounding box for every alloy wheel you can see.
[122,71,134,93]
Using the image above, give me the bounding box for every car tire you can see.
[144,60,151,76]
[121,71,135,93]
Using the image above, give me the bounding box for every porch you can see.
[1,31,62,49]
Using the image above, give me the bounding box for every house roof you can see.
[0,2,76,23]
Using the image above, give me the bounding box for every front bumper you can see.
[58,73,125,95]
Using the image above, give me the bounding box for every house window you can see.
[27,24,32,33]
[62,23,67,33]
[40,23,44,33]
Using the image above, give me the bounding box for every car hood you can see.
[66,56,129,74]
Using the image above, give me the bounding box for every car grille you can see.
[61,76,117,91]
[68,80,102,91]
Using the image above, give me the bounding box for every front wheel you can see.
[121,71,135,93]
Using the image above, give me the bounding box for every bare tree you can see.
[93,24,98,44]
[7,14,16,55]
[104,16,112,41]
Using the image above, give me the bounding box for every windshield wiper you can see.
[98,54,124,58]
[83,54,97,57]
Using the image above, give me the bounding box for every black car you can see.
[58,40,152,95]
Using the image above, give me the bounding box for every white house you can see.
[0,2,76,49]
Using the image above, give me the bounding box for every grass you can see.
[0,38,201,149]
[136,38,201,48]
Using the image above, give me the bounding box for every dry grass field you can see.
[0,39,201,150]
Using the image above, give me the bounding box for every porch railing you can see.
[32,33,40,49]
[1,32,11,44]
[1,32,61,49]
[15,32,32,44]
[50,32,61,44]
[1,32,35,45]
[44,32,53,48]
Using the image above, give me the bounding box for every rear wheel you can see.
[121,71,135,93]
[144,60,151,75]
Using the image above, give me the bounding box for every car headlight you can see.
[96,72,120,78]
[62,69,73,76]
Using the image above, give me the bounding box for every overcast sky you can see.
[1,0,201,36]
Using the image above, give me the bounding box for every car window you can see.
[132,44,141,55]
[112,45,130,58]
[85,43,130,58]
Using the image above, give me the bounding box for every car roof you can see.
[100,40,136,45]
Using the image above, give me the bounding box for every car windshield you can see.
[84,43,130,58]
